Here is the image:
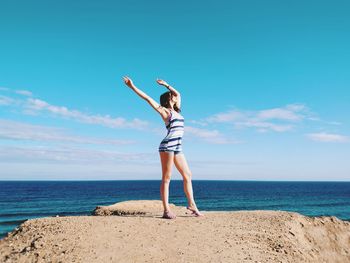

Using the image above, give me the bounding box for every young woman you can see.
[122,76,204,219]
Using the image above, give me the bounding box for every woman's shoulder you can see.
[162,107,183,119]
[160,107,172,123]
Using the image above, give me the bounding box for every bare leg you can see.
[174,153,204,216]
[159,151,176,218]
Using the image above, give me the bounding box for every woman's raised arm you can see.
[123,76,168,119]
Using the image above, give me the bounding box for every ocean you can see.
[0,180,349,239]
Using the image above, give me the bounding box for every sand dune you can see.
[1,200,349,263]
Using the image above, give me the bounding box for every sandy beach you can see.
[0,200,349,263]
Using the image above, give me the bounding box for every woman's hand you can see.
[123,76,134,88]
[156,78,169,87]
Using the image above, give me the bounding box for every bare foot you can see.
[162,210,176,219]
[186,206,205,217]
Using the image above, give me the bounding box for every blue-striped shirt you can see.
[158,109,184,152]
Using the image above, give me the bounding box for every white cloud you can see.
[306,132,349,143]
[0,89,150,130]
[236,120,294,133]
[206,110,245,123]
[257,104,306,121]
[0,95,15,105]
[0,145,153,163]
[15,90,33,96]
[185,126,240,144]
[25,98,149,130]
[327,121,342,125]
[203,103,311,133]
[0,119,135,146]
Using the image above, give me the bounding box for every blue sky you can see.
[0,0,349,180]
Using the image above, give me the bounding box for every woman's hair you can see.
[160,91,181,113]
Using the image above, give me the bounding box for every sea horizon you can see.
[1,179,350,182]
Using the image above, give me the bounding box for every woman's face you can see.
[170,95,178,103]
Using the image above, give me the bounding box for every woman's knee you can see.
[183,170,192,182]
[162,173,172,183]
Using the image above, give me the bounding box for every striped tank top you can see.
[158,109,185,154]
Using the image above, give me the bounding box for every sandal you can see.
[186,206,205,217]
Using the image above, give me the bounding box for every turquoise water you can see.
[1,180,349,239]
